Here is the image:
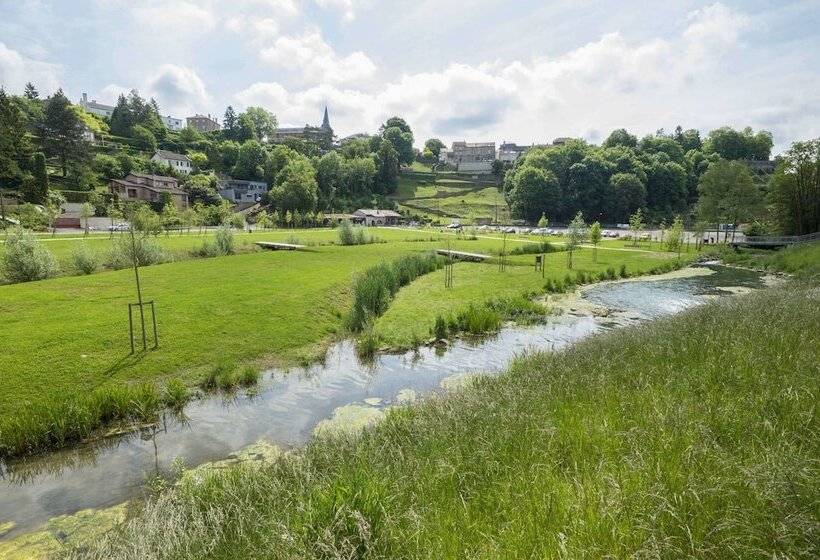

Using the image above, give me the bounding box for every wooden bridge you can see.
[730,232,820,248]
[255,241,306,251]
[436,249,490,262]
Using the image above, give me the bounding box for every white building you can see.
[161,115,185,131]
[217,178,268,204]
[441,141,496,174]
[78,93,114,118]
[498,142,530,164]
[151,150,192,174]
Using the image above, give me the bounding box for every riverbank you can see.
[54,262,819,558]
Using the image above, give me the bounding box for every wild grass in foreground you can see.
[69,282,819,559]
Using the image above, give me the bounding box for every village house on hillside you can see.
[151,150,192,174]
[161,115,184,131]
[498,142,530,163]
[217,178,268,204]
[441,141,496,174]
[186,114,221,132]
[271,106,334,146]
[78,93,114,118]
[353,209,401,226]
[109,173,189,209]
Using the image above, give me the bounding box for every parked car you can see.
[446,222,462,229]
[503,227,516,234]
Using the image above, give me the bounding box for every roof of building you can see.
[110,177,187,196]
[153,149,190,162]
[187,114,218,121]
[83,100,114,111]
[128,172,179,184]
[354,209,402,218]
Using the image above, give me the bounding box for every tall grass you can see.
[71,282,820,559]
[0,383,167,458]
[347,252,443,331]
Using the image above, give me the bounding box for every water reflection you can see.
[0,264,761,538]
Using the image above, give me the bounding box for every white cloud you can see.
[684,2,751,62]
[133,1,216,35]
[259,30,377,86]
[0,42,61,94]
[234,2,818,153]
[146,64,210,116]
[314,0,359,22]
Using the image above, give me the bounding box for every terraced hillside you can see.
[392,170,509,224]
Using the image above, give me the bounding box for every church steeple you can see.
[321,106,331,129]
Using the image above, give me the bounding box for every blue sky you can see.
[0,0,818,153]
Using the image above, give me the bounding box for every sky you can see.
[0,0,818,154]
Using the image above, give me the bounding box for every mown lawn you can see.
[0,230,679,424]
[71,262,819,559]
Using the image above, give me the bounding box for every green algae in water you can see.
[0,503,127,560]
[313,404,385,437]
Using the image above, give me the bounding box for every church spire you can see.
[321,105,331,129]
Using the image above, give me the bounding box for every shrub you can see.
[348,253,443,331]
[337,220,355,245]
[606,267,617,280]
[214,226,235,255]
[486,295,548,325]
[238,367,260,387]
[107,235,167,269]
[354,227,370,245]
[71,244,99,275]
[619,264,628,278]
[164,379,188,410]
[509,241,559,256]
[432,315,448,340]
[1,227,58,283]
[456,304,501,334]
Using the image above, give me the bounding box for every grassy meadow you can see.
[69,252,820,559]
[0,226,683,457]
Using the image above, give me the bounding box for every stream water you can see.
[0,264,766,541]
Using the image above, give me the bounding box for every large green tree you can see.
[269,158,318,213]
[242,107,277,142]
[704,127,773,161]
[769,139,820,235]
[506,166,562,223]
[697,159,763,240]
[0,89,33,190]
[36,89,89,178]
[232,140,267,181]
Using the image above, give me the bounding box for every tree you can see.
[37,89,89,178]
[770,139,820,235]
[232,140,267,181]
[160,201,180,235]
[674,126,702,152]
[269,159,318,213]
[588,221,602,262]
[375,141,399,193]
[256,209,270,230]
[628,208,645,247]
[646,160,688,218]
[603,128,637,149]
[80,202,94,235]
[44,191,65,236]
[506,166,561,223]
[223,106,237,138]
[697,159,762,242]
[609,172,646,223]
[242,107,277,142]
[424,138,445,158]
[24,82,39,100]
[565,212,587,269]
[665,215,684,254]
[382,119,415,166]
[235,113,257,143]
[0,89,33,191]
[316,151,343,204]
[23,152,49,204]
[341,157,376,196]
[704,127,773,161]
[537,213,548,229]
[132,125,157,152]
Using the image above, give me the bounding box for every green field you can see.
[65,244,820,559]
[392,171,509,223]
[0,228,679,438]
